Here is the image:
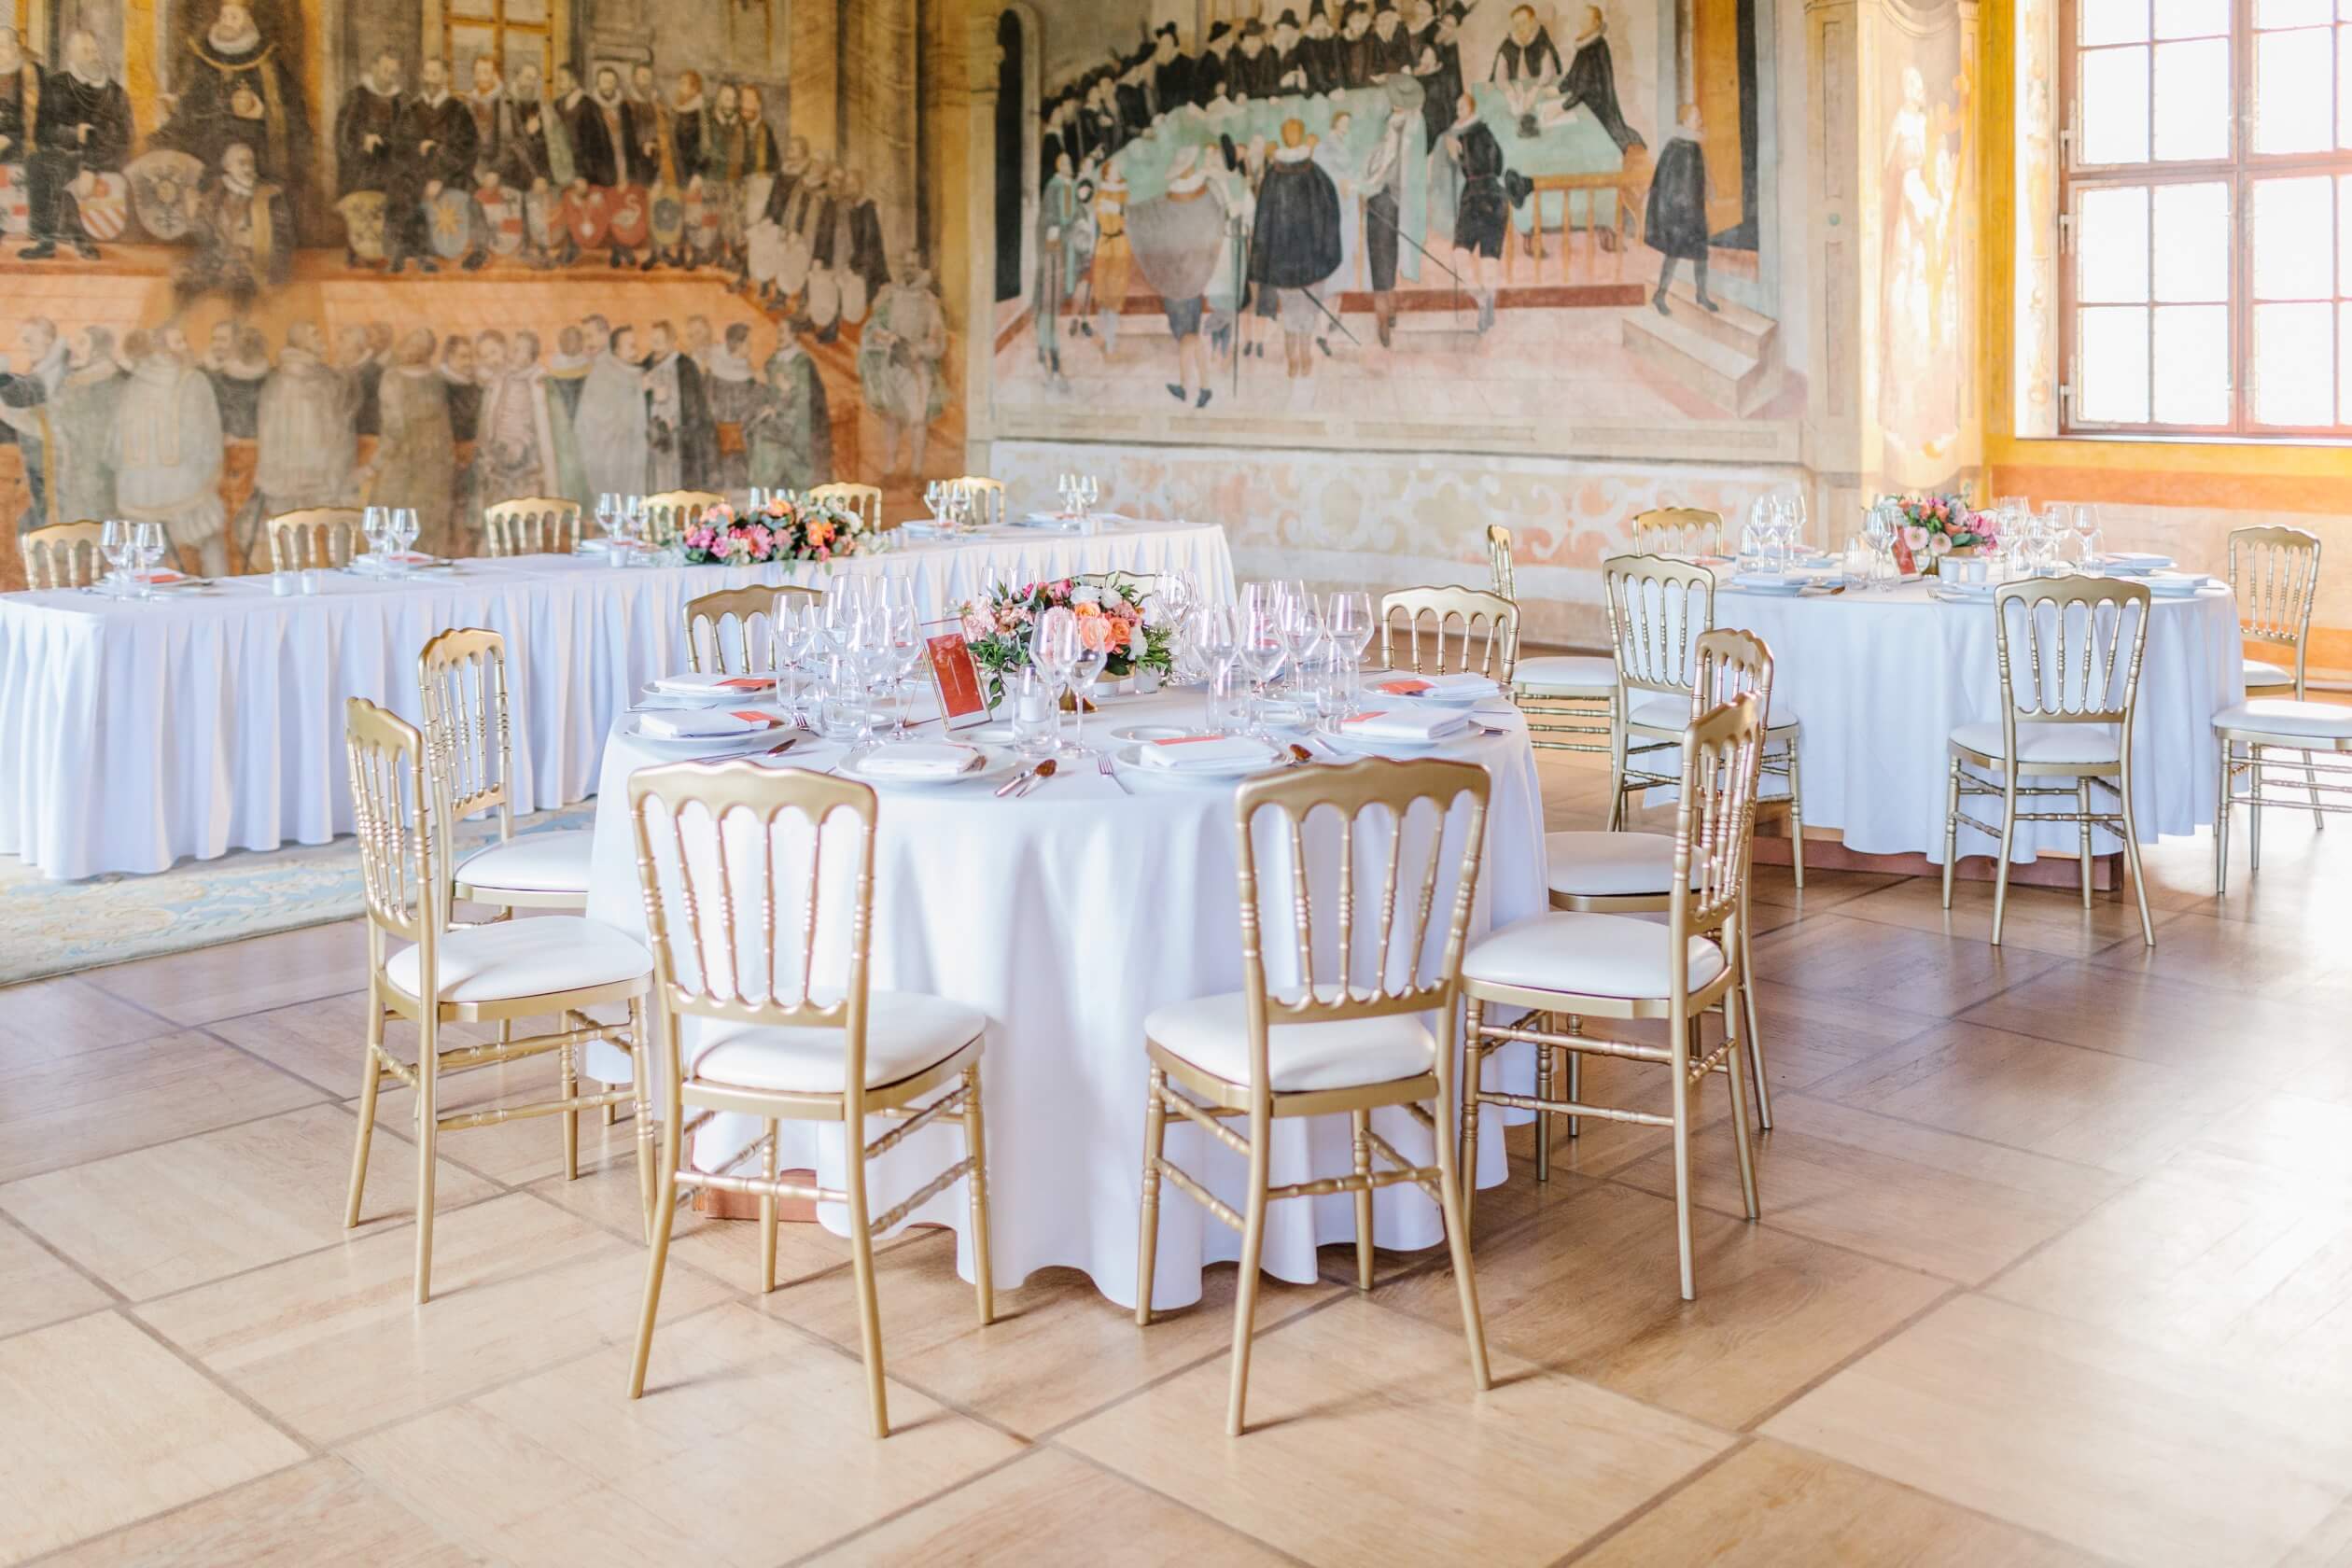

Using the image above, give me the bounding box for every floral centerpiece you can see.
[958,573,1174,706]
[1883,492,1999,572]
[679,492,871,566]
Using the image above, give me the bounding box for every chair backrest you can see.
[1691,625,1775,720]
[1992,576,2151,737]
[483,496,581,557]
[949,475,1007,526]
[683,583,824,674]
[640,490,728,548]
[1232,756,1491,1101]
[1668,694,1766,959]
[20,519,104,589]
[808,482,884,533]
[2228,525,2320,691]
[1485,523,1517,602]
[1379,585,1519,682]
[1632,507,1726,557]
[345,697,436,959]
[628,762,881,1106]
[270,507,365,571]
[416,628,514,853]
[1603,553,1717,701]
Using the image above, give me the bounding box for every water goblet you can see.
[1236,606,1287,737]
[1031,607,1082,752]
[1069,644,1110,749]
[100,519,131,597]
[132,522,166,598]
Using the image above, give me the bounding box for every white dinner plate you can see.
[638,678,778,707]
[621,710,796,753]
[2142,571,2217,597]
[2097,552,2175,574]
[1322,721,1475,756]
[1112,737,1284,779]
[1109,722,1194,744]
[835,743,1022,789]
[1363,676,1501,705]
[1726,576,1810,596]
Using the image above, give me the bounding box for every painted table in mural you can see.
[0,521,1236,881]
[1713,578,2246,864]
[576,686,1550,1310]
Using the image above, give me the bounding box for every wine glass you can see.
[1192,603,1241,732]
[389,509,419,572]
[775,599,818,719]
[2073,503,2104,569]
[1276,590,1323,695]
[363,505,390,563]
[1325,589,1373,701]
[1069,642,1110,749]
[1031,607,1081,752]
[1236,605,1287,737]
[595,494,617,544]
[883,603,925,737]
[99,519,131,597]
[131,522,165,597]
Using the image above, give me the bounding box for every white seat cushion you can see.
[1626,689,1799,733]
[1515,654,1616,695]
[2214,699,2352,741]
[455,828,596,896]
[1545,831,1700,897]
[1147,988,1435,1092]
[687,991,985,1094]
[1463,912,1726,1001]
[385,917,651,1004]
[1949,720,2121,765]
[2242,658,2294,691]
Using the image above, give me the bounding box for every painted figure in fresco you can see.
[861,254,947,479]
[776,155,833,328]
[834,168,889,324]
[1646,101,1717,315]
[153,1,307,215]
[1548,6,1645,152]
[1314,108,1365,301]
[473,329,553,504]
[0,28,37,176]
[1194,22,1235,108]
[576,324,651,503]
[48,327,125,525]
[1297,7,1338,95]
[1444,90,1508,330]
[730,89,783,274]
[1370,2,1415,78]
[587,65,643,266]
[1250,118,1343,376]
[202,321,270,542]
[21,31,131,260]
[254,319,355,525]
[1491,3,1561,130]
[1412,4,1468,148]
[1228,21,1281,102]
[365,328,456,555]
[113,328,228,576]
[1088,161,1132,355]
[1362,100,1415,347]
[465,54,509,176]
[648,69,709,270]
[515,329,586,503]
[641,319,716,493]
[1270,12,1309,95]
[749,326,831,493]
[623,62,664,189]
[0,317,67,531]
[334,49,401,265]
[703,321,757,491]
[175,142,292,312]
[389,59,476,275]
[1036,150,1083,378]
[1336,5,1376,90]
[1126,145,1227,409]
[1881,62,1964,464]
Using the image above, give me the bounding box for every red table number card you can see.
[1890,530,1920,577]
[924,625,991,732]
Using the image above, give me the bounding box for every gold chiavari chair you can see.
[483,496,583,557]
[625,762,994,1437]
[2214,693,2352,891]
[2228,525,2324,829]
[639,489,727,549]
[1632,506,1727,557]
[1539,627,1775,1144]
[809,482,885,533]
[1378,584,1519,682]
[1604,553,1807,886]
[343,697,656,1303]
[1461,694,1767,1299]
[20,519,104,589]
[1940,577,2155,945]
[682,583,825,675]
[1136,756,1491,1435]
[948,475,1007,526]
[1487,523,1614,755]
[269,506,366,571]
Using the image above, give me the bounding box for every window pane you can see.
[2253,175,2336,298]
[2254,28,2336,153]
[2152,38,2231,158]
[2080,306,2154,421]
[2080,186,2152,301]
[2156,0,2228,34]
[2084,0,2151,44]
[2254,301,2336,422]
[2081,48,2153,163]
[2261,0,2331,24]
[2153,305,2232,421]
[2153,181,2230,300]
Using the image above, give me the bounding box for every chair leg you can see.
[1941,757,1962,910]
[1225,1107,1273,1437]
[559,1031,580,1182]
[1565,1015,1583,1139]
[2304,749,2326,831]
[1783,736,1806,889]
[1458,1001,1486,1236]
[1135,1067,1168,1327]
[345,998,385,1228]
[413,1013,440,1306]
[842,1113,890,1439]
[630,998,658,1242]
[961,1063,995,1325]
[625,1089,683,1399]
[1533,1039,1553,1184]
[2119,769,2155,947]
[1991,771,2020,946]
[1606,725,1628,831]
[1351,1108,1376,1291]
[2251,746,2265,873]
[1431,1075,1492,1395]
[1669,1005,1696,1301]
[2078,778,2094,910]
[2216,739,2233,897]
[1721,1009,1759,1221]
[758,1117,779,1294]
[1737,917,1772,1130]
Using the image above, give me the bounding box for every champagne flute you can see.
[1031,607,1081,753]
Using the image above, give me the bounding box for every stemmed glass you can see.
[131,522,166,597]
[882,602,925,739]
[99,519,131,597]
[1068,641,1110,749]
[363,505,390,563]
[2073,503,2104,569]
[388,508,420,573]
[1193,603,1241,732]
[595,494,618,544]
[1276,589,1323,698]
[1236,604,1287,737]
[1324,590,1373,707]
[1031,607,1081,753]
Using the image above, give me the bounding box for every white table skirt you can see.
[0,522,1235,880]
[580,690,1551,1310]
[1713,580,2246,861]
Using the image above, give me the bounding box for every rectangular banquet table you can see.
[0,520,1235,880]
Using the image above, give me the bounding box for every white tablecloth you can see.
[0,522,1235,880]
[1714,579,2245,861]
[580,690,1550,1309]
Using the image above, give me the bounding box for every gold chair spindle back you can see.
[482,496,582,557]
[1484,523,1518,602]
[416,628,514,839]
[639,490,728,549]
[807,482,884,533]
[682,583,823,674]
[1992,578,2151,737]
[20,520,105,589]
[345,697,435,947]
[270,507,366,571]
[1603,553,1717,701]
[1671,694,1767,948]
[947,475,1007,526]
[1632,507,1727,557]
[2228,525,2321,688]
[1378,585,1520,682]
[1691,626,1776,720]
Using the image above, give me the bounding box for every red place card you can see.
[1891,532,1919,577]
[716,676,776,692]
[1376,678,1433,696]
[729,710,781,727]
[925,628,990,732]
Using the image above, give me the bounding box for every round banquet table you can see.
[1712,578,2246,862]
[579,689,1551,1309]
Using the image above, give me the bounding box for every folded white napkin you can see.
[2143,571,2214,596]
[1138,735,1273,770]
[1730,571,1801,588]
[1370,672,1496,700]
[637,708,778,739]
[2097,552,2174,573]
[1339,708,1473,743]
[652,671,777,695]
[855,743,978,779]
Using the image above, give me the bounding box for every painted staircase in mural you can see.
[1620,275,1783,417]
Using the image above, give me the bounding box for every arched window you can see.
[444,0,564,85]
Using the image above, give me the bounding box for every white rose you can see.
[1071,584,1102,607]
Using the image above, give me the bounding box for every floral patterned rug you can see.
[0,805,597,986]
